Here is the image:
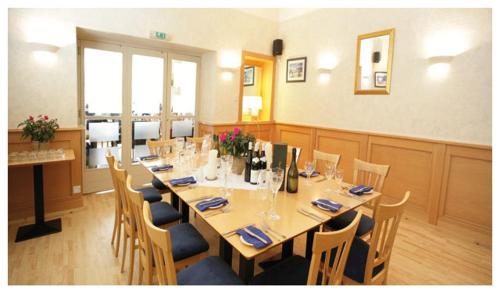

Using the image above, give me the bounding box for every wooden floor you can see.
[8,191,492,285]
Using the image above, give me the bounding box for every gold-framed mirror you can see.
[354,28,395,95]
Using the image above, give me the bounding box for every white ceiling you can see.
[236,8,318,22]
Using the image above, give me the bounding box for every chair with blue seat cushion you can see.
[177,256,243,285]
[143,204,242,285]
[342,192,410,285]
[149,201,181,226]
[326,158,389,237]
[250,212,362,286]
[152,177,170,191]
[137,186,163,203]
[168,223,209,262]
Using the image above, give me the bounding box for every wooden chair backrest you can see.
[364,192,410,284]
[352,158,390,192]
[287,145,302,164]
[313,150,340,173]
[143,202,177,285]
[308,212,361,285]
[147,139,176,156]
[125,175,152,274]
[105,153,121,210]
[186,137,204,144]
[113,161,134,229]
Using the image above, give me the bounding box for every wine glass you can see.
[220,155,233,198]
[268,167,284,221]
[335,168,344,194]
[256,169,270,218]
[304,160,315,185]
[324,162,335,195]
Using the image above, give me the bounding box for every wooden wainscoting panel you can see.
[314,129,368,183]
[8,128,84,221]
[439,146,492,228]
[198,122,273,142]
[274,124,315,167]
[367,136,444,214]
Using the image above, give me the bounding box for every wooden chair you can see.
[105,152,122,258]
[250,212,362,285]
[143,202,242,285]
[146,139,176,156]
[326,158,390,237]
[186,136,204,145]
[287,145,301,163]
[313,149,340,173]
[342,192,410,285]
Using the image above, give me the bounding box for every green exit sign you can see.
[150,31,167,40]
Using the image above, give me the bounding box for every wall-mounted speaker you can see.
[372,51,381,63]
[273,39,283,56]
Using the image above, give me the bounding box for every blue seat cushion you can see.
[326,210,374,237]
[169,223,209,262]
[152,177,170,191]
[149,201,181,226]
[250,255,310,285]
[137,187,163,203]
[177,256,243,284]
[177,256,243,285]
[344,237,385,283]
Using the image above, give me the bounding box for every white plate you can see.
[175,182,191,186]
[240,235,253,246]
[316,203,332,211]
[207,203,224,210]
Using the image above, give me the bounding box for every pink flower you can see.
[234,127,240,136]
[219,132,227,142]
[230,134,235,141]
[29,116,34,121]
[44,115,49,120]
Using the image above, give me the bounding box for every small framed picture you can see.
[244,66,255,86]
[374,71,387,88]
[286,57,307,83]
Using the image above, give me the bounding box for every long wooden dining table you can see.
[141,152,381,284]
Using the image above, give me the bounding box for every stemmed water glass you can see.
[335,168,344,194]
[324,162,336,195]
[256,169,270,218]
[220,155,233,198]
[268,167,284,221]
[304,160,315,185]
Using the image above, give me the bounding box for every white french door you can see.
[79,41,200,193]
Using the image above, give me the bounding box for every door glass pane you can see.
[85,119,121,169]
[171,60,197,115]
[84,48,122,116]
[171,118,194,138]
[131,54,164,116]
[132,119,161,162]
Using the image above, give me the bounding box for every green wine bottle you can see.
[286,148,299,193]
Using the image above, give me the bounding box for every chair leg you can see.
[121,234,128,273]
[127,236,135,284]
[111,210,118,245]
[138,257,144,285]
[115,218,123,257]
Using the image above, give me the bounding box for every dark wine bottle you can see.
[286,148,299,193]
[244,141,253,182]
[250,142,260,184]
[260,144,267,170]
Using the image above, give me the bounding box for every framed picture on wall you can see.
[374,71,387,88]
[286,57,307,82]
[244,66,255,86]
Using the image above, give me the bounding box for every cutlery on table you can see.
[204,209,230,218]
[297,208,327,222]
[313,200,342,211]
[187,195,214,203]
[261,224,286,241]
[315,177,327,183]
[242,227,269,245]
[222,223,255,237]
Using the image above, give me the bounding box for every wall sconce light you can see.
[318,68,332,83]
[221,70,234,81]
[29,42,60,64]
[427,56,453,79]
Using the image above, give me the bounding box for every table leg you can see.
[181,200,189,223]
[219,237,232,266]
[306,226,319,260]
[171,192,179,210]
[282,238,294,259]
[15,164,62,242]
[239,255,255,284]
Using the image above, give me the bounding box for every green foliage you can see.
[17,115,60,142]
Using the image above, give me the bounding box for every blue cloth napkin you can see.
[299,171,320,177]
[151,164,173,172]
[311,199,343,212]
[236,226,273,249]
[349,185,373,196]
[195,197,228,212]
[169,176,197,186]
[139,155,159,161]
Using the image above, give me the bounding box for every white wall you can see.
[8,8,278,128]
[275,9,492,145]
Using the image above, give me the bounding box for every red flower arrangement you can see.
[18,114,60,142]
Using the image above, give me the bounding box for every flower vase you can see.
[231,157,246,175]
[40,142,49,150]
[32,141,40,151]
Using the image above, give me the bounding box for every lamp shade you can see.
[242,95,262,116]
